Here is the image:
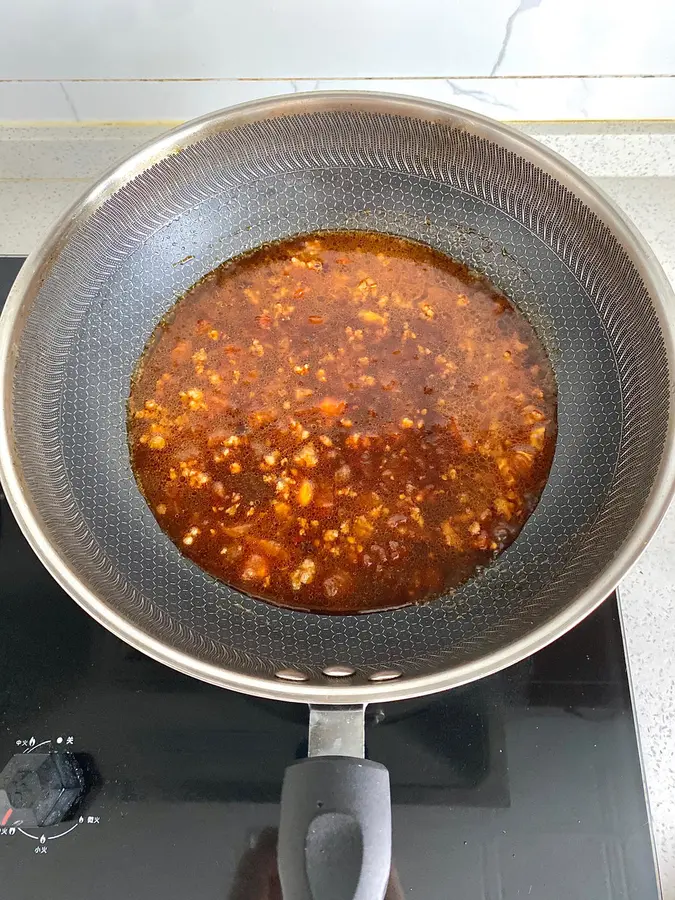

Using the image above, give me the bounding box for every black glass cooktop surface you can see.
[0,257,659,898]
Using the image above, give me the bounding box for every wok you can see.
[1,93,674,900]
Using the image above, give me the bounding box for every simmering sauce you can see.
[128,232,557,613]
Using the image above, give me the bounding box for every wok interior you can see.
[7,104,670,689]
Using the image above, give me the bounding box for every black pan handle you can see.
[277,705,392,900]
[278,755,392,900]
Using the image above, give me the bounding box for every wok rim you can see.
[1,90,674,705]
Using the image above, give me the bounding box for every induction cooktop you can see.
[0,256,660,899]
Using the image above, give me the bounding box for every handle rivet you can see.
[369,669,402,682]
[322,664,356,677]
[275,668,309,682]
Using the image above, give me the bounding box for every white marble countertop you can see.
[1,119,674,897]
[3,0,675,123]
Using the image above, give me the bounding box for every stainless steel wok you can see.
[1,93,674,900]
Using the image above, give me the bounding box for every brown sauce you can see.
[128,232,557,614]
